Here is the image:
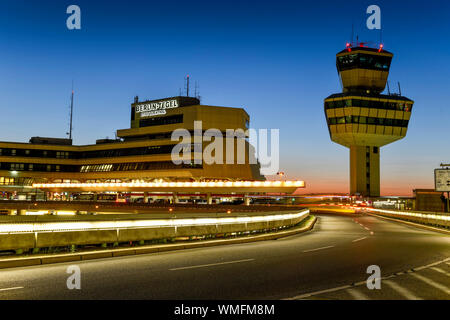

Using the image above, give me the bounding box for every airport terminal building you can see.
[0,96,302,203]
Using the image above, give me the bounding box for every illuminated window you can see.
[56,151,69,159]
[11,163,24,171]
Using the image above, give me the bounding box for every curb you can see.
[0,216,317,270]
[367,213,450,235]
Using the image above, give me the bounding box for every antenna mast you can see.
[185,74,190,97]
[351,23,354,46]
[69,81,74,140]
[398,82,402,96]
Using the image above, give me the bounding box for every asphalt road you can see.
[0,213,449,300]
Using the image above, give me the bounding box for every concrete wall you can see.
[350,145,380,197]
[368,208,450,229]
[0,210,309,251]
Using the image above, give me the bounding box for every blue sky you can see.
[0,0,449,195]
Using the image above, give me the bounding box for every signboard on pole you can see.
[434,168,450,192]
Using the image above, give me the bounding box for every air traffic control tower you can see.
[324,43,414,197]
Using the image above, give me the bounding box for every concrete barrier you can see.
[37,230,118,248]
[0,233,35,251]
[0,209,310,252]
[367,208,450,231]
[0,258,42,269]
[0,215,316,270]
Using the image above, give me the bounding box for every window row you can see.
[3,163,63,172]
[139,115,183,128]
[325,99,412,111]
[0,148,69,158]
[0,144,192,160]
[327,116,409,127]
[337,53,392,71]
[0,161,202,173]
[0,177,36,186]
[80,161,202,172]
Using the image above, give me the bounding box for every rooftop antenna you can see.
[398,82,402,96]
[351,23,354,46]
[185,74,190,97]
[379,28,383,46]
[194,81,201,100]
[387,81,391,95]
[67,81,74,140]
[196,81,202,102]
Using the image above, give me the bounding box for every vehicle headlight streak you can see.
[31,180,305,189]
[0,210,309,234]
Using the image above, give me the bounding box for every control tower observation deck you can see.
[324,43,414,197]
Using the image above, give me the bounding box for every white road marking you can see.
[347,288,369,300]
[384,280,422,300]
[415,258,450,271]
[0,286,24,292]
[285,258,450,300]
[352,237,368,243]
[430,267,450,277]
[286,284,352,300]
[410,273,450,295]
[364,227,370,231]
[303,245,335,253]
[169,258,254,271]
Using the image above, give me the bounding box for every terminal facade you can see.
[324,44,414,197]
[0,96,266,202]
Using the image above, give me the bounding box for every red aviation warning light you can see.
[378,44,384,52]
